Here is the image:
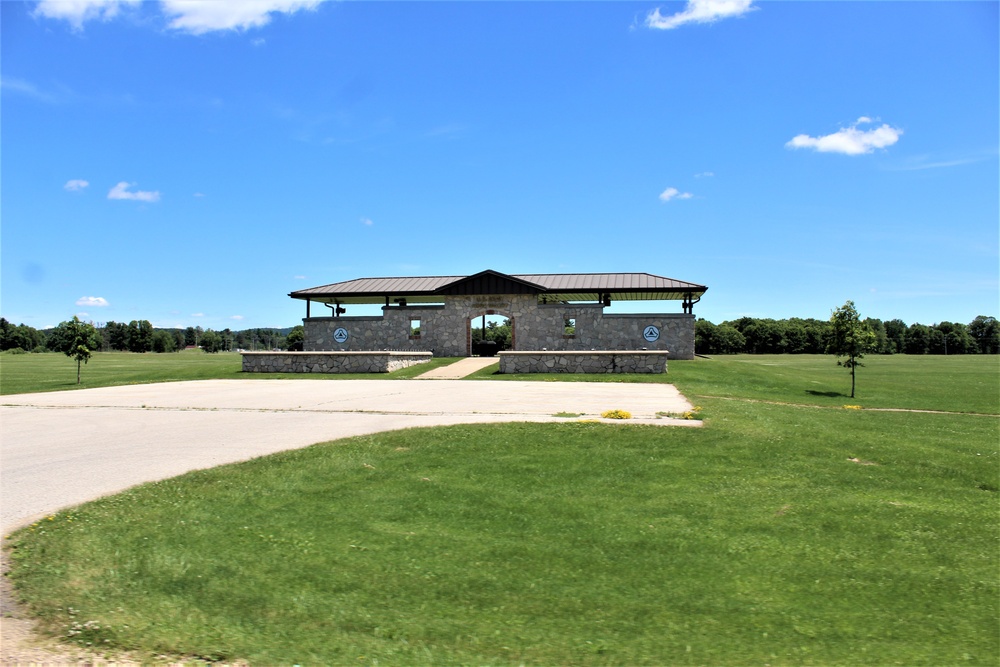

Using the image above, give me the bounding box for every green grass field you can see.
[0,351,464,395]
[4,353,999,665]
[0,349,243,395]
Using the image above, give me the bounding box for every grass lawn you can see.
[0,351,464,395]
[4,354,999,664]
[471,354,1000,415]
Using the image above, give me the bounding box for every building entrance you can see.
[467,312,513,357]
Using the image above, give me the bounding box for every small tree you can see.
[286,325,305,351]
[53,316,101,384]
[828,300,877,398]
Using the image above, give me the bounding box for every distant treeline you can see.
[3,316,998,356]
[0,318,304,354]
[696,316,999,355]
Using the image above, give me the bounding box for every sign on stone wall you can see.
[333,327,349,343]
[643,325,660,342]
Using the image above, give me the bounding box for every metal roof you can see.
[290,269,707,304]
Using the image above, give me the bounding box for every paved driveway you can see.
[1,379,695,533]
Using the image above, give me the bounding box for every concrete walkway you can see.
[1,379,696,533]
[415,356,499,378]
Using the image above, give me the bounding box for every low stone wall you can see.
[242,351,432,374]
[498,351,668,374]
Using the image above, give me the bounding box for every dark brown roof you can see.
[290,269,707,304]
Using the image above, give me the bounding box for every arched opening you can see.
[467,310,514,356]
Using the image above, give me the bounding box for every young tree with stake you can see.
[52,316,101,384]
[828,300,877,399]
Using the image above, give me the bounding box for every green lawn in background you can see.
[5,353,998,665]
[0,350,243,395]
[471,354,1000,415]
[669,354,1000,415]
[0,351,465,395]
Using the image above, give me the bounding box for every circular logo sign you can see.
[333,327,349,343]
[642,325,660,342]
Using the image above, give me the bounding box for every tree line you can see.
[2,314,998,357]
[0,318,304,355]
[696,315,999,356]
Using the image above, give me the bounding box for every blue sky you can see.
[2,0,997,331]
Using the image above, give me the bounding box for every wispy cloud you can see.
[659,187,694,202]
[191,312,205,317]
[34,0,140,31]
[293,275,307,280]
[76,296,109,307]
[645,0,756,30]
[230,315,245,321]
[361,217,374,226]
[425,123,467,139]
[161,0,324,35]
[1,76,62,103]
[886,152,995,172]
[786,117,903,156]
[694,171,714,178]
[64,179,90,192]
[108,181,161,202]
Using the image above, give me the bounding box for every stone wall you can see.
[498,351,668,374]
[241,351,432,374]
[304,295,695,359]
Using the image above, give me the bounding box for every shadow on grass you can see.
[806,390,848,398]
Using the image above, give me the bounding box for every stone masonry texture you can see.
[303,295,695,360]
[241,351,432,374]
[498,351,668,374]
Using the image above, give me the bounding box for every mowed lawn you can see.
[0,350,244,395]
[0,350,462,395]
[4,354,999,665]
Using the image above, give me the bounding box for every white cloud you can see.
[230,315,245,321]
[659,187,694,202]
[64,179,90,192]
[294,275,307,280]
[646,0,755,30]
[193,192,206,197]
[33,0,323,34]
[191,312,205,317]
[786,117,903,156]
[76,296,109,307]
[34,0,140,30]
[361,217,374,226]
[694,171,714,178]
[108,181,161,202]
[161,0,324,35]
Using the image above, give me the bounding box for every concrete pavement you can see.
[414,356,499,378]
[1,379,696,533]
